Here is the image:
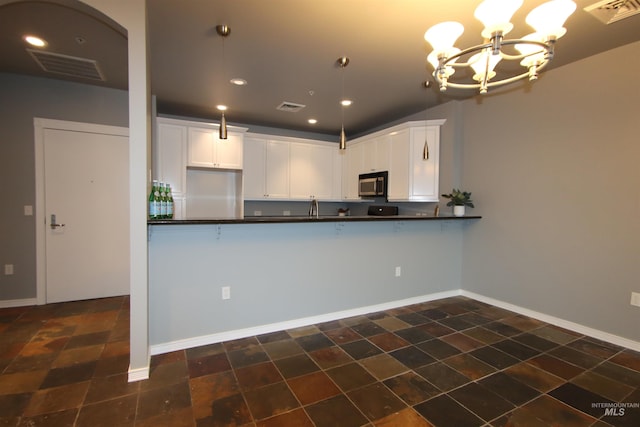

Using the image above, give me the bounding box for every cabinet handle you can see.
[423,139,429,160]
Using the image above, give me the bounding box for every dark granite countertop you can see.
[148,215,481,225]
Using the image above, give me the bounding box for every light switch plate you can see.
[24,205,33,216]
[4,264,14,275]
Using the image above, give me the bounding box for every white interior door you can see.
[40,123,129,303]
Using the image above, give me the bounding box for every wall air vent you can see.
[276,101,306,113]
[27,49,105,81]
[584,0,640,24]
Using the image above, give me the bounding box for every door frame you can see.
[34,118,129,305]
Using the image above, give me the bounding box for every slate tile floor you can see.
[1,296,639,426]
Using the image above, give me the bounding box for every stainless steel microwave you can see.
[359,171,388,198]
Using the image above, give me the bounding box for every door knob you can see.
[50,214,65,229]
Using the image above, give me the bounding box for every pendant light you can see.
[337,56,350,150]
[423,80,431,160]
[216,24,230,139]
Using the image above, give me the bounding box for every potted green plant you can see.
[441,188,474,217]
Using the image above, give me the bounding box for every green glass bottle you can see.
[159,182,167,219]
[166,184,174,219]
[149,180,159,219]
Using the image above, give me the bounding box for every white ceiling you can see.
[1,0,639,137]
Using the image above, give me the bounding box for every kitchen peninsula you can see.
[148,214,480,355]
[148,115,483,355]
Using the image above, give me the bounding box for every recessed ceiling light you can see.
[341,99,352,107]
[216,105,228,111]
[230,78,247,86]
[308,119,317,124]
[24,35,47,47]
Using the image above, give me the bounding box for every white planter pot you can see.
[453,205,465,217]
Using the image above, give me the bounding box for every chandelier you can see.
[424,0,576,94]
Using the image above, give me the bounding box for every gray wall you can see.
[149,220,465,348]
[459,41,640,342]
[0,73,128,301]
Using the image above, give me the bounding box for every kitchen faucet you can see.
[308,198,319,219]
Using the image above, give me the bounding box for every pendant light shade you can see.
[219,112,227,140]
[216,25,231,139]
[337,56,349,150]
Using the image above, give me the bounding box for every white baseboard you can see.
[0,298,38,308]
[128,364,150,382]
[150,288,640,359]
[150,290,460,355]
[462,291,640,353]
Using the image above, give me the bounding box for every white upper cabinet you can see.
[155,120,188,219]
[388,123,442,202]
[289,143,336,200]
[361,135,390,173]
[265,140,291,199]
[343,141,363,200]
[155,120,187,196]
[243,137,290,200]
[245,134,340,201]
[187,126,243,169]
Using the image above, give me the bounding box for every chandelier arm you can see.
[442,61,550,90]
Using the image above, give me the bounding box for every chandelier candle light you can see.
[424,0,576,94]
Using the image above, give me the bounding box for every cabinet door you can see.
[289,143,313,199]
[410,126,440,201]
[344,142,363,199]
[187,127,215,167]
[243,137,267,199]
[155,122,187,195]
[388,129,410,200]
[362,138,376,173]
[265,140,290,199]
[311,144,334,200]
[361,136,390,173]
[289,143,334,200]
[374,135,390,172]
[216,133,243,169]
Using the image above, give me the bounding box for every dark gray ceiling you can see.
[1,0,639,137]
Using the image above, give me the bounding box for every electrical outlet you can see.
[631,292,640,307]
[395,266,401,277]
[24,205,33,216]
[254,210,262,216]
[4,264,14,275]
[221,286,231,300]
[283,210,291,216]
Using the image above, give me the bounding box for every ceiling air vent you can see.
[27,49,105,81]
[584,0,640,24]
[276,101,306,113]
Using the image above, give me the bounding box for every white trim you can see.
[150,288,640,356]
[33,118,129,305]
[127,364,150,382]
[462,291,640,352]
[0,298,38,308]
[150,290,460,355]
